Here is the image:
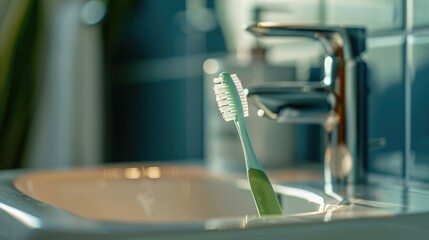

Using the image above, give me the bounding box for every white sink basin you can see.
[13,165,334,224]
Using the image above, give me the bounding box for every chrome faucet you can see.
[245,23,367,184]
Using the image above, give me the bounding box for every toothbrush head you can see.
[213,72,249,122]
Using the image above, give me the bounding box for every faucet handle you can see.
[247,81,334,121]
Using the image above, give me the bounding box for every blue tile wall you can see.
[412,0,429,29]
[364,0,429,181]
[366,37,406,176]
[324,0,403,33]
[410,35,429,181]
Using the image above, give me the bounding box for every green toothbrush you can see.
[213,72,283,217]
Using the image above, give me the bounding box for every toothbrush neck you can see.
[234,118,262,170]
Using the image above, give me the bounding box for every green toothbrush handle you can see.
[248,168,283,216]
[234,119,283,216]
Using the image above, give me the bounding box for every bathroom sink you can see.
[12,164,334,223]
[1,163,429,239]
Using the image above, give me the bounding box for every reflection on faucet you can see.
[246,22,368,184]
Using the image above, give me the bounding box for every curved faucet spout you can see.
[245,22,365,60]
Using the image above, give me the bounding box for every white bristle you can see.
[213,74,249,122]
[231,74,249,117]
